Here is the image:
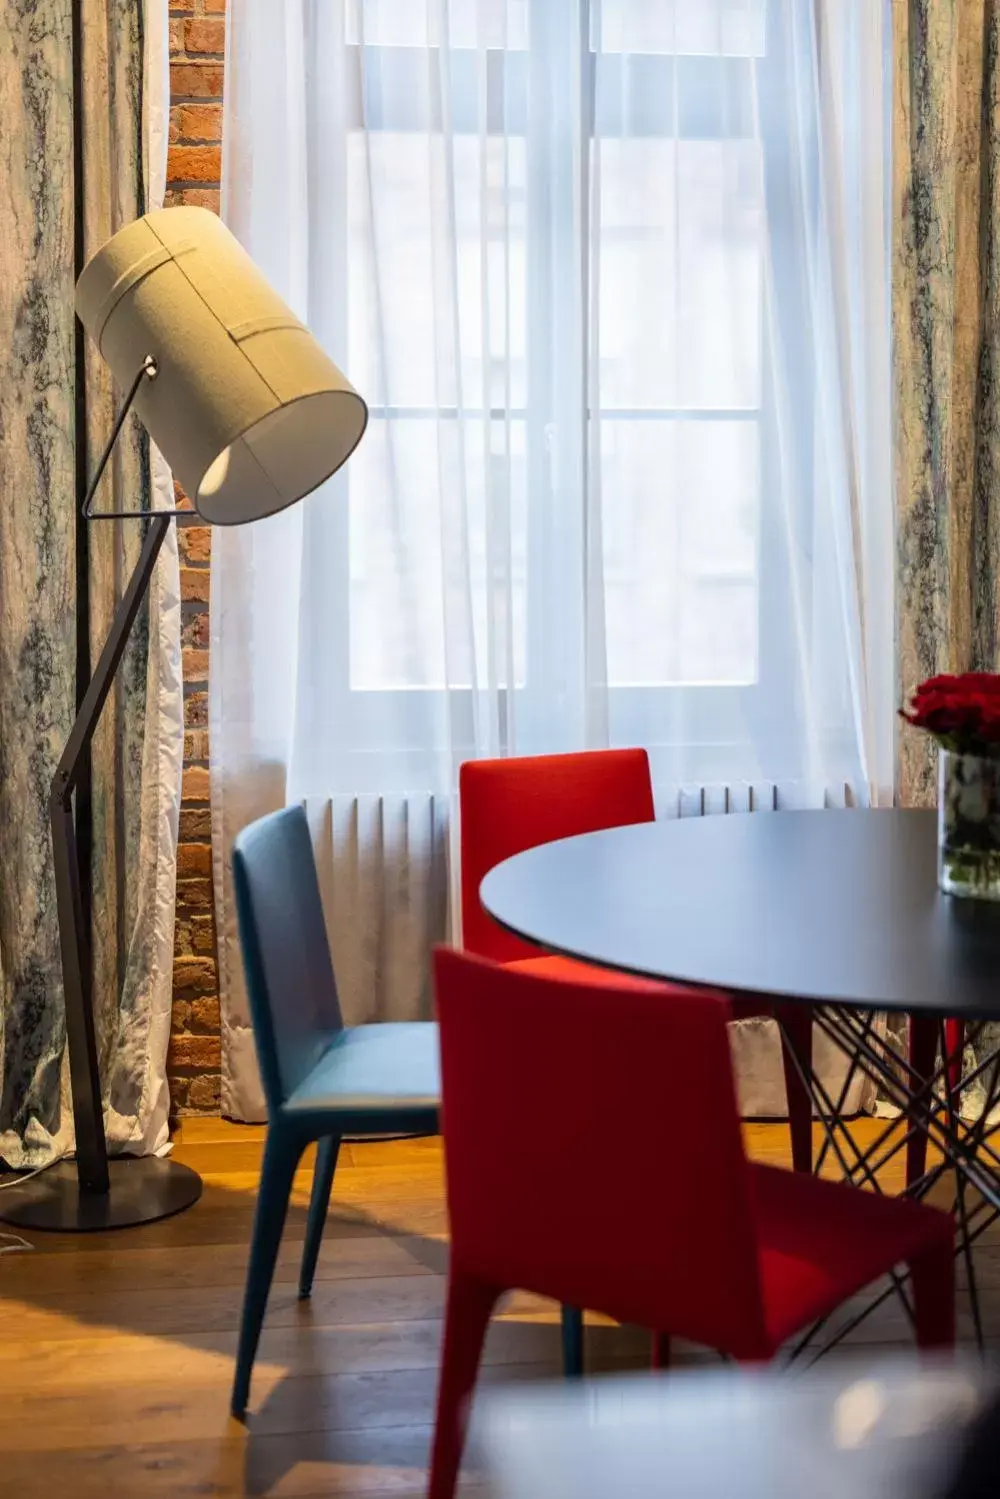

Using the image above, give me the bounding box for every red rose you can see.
[901,672,1000,754]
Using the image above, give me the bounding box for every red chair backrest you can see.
[459,749,655,962]
[433,947,768,1355]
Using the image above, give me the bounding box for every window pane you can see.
[600,419,758,685]
[595,0,765,57]
[347,0,529,49]
[349,134,527,410]
[349,419,527,689]
[598,138,763,410]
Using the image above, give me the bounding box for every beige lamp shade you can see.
[75,206,367,525]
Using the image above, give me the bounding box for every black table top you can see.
[479,810,1000,1018]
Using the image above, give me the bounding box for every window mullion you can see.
[521,0,594,741]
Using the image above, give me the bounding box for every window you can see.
[283,0,886,796]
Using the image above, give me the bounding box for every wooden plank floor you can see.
[0,1117,996,1497]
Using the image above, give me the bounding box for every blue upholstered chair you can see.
[230,805,440,1417]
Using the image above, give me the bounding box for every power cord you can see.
[0,1158,62,1192]
[0,1152,71,1256]
[0,1232,32,1256]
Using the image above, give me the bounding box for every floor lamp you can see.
[0,207,368,1231]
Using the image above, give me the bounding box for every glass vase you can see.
[938,749,1000,900]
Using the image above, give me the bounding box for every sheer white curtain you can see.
[215,0,893,1118]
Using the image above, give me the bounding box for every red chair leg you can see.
[651,1332,671,1370]
[945,1018,966,1097]
[428,1270,501,1499]
[909,1236,956,1350]
[907,1015,938,1189]
[776,1004,813,1173]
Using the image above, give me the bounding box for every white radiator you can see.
[309,781,875,1118]
[221,785,873,1121]
[303,791,451,1026]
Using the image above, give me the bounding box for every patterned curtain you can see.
[894,0,1000,1104]
[0,0,180,1167]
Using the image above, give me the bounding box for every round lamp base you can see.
[0,1157,203,1232]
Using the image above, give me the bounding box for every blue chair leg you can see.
[561,1305,584,1377]
[232,1125,303,1417]
[299,1133,341,1299]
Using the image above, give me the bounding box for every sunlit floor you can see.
[0,1118,994,1497]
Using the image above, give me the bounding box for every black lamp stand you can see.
[0,361,204,1230]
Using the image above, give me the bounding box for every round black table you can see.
[481,809,1000,1019]
[481,808,1000,1350]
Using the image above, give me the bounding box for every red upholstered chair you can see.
[428,948,956,1499]
[460,749,815,1168]
[460,749,656,968]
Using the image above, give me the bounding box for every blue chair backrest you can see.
[232,805,344,1111]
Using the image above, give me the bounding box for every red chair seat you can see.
[754,1162,952,1346]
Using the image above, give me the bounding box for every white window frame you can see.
[315,0,834,772]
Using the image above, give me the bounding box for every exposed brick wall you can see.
[167,0,226,1115]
